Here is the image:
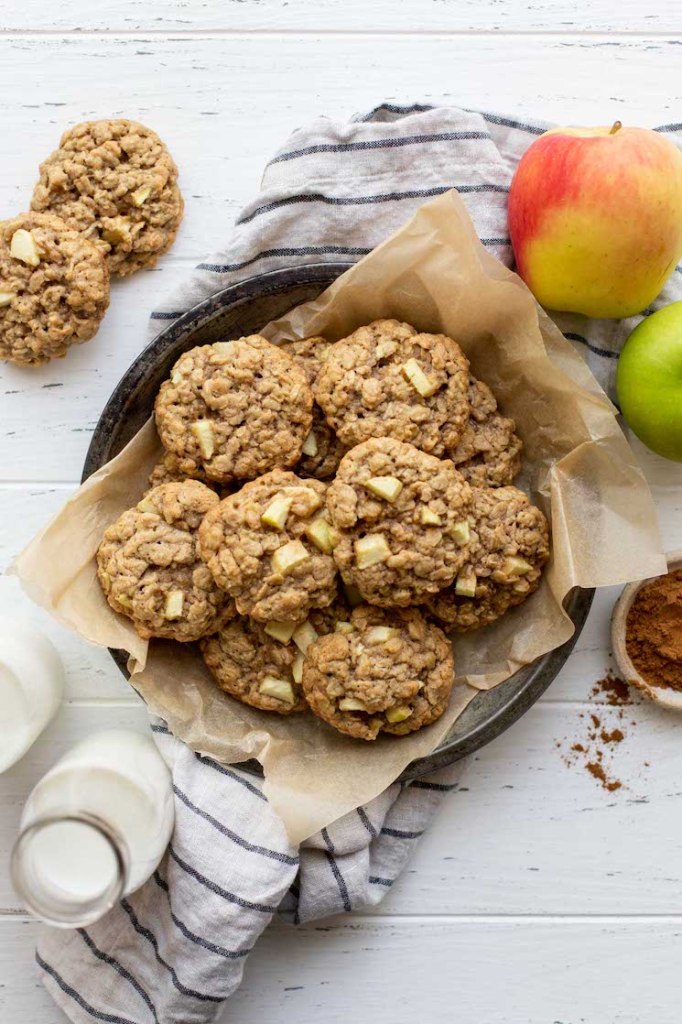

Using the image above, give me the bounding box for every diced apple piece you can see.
[343,582,364,607]
[10,229,40,267]
[292,619,319,654]
[0,291,15,307]
[339,697,369,712]
[271,539,310,577]
[136,497,158,515]
[131,185,152,207]
[212,342,233,354]
[191,419,215,460]
[334,621,354,634]
[366,626,398,643]
[261,496,292,530]
[452,520,470,546]
[420,507,441,526]
[102,219,130,245]
[259,676,296,705]
[455,568,477,598]
[301,431,318,457]
[117,594,133,609]
[502,556,533,577]
[164,590,185,620]
[305,517,334,553]
[364,476,403,503]
[264,620,297,644]
[355,534,391,570]
[291,652,304,685]
[385,705,414,724]
[400,358,438,398]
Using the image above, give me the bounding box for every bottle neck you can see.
[11,811,129,927]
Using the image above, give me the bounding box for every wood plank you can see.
[2,700,682,915]
[1,35,682,483]
[1,0,680,34]
[3,913,682,1024]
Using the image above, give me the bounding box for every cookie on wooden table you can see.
[31,119,183,276]
[448,377,523,488]
[198,468,337,623]
[302,605,455,741]
[96,480,234,642]
[326,437,473,607]
[279,335,348,480]
[155,337,313,484]
[200,599,350,715]
[427,486,549,632]
[314,319,471,456]
[0,211,109,366]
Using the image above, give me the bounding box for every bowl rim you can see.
[82,261,595,780]
[610,550,682,710]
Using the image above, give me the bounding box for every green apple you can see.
[616,301,682,461]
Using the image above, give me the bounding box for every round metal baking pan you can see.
[83,262,594,780]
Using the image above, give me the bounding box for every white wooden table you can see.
[1,2,682,1020]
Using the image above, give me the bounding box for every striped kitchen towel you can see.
[38,103,682,1024]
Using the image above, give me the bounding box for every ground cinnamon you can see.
[557,673,630,792]
[625,568,682,690]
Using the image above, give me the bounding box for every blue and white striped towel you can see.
[38,104,682,1023]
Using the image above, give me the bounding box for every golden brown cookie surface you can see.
[303,605,455,740]
[427,486,549,631]
[96,480,234,642]
[31,119,183,276]
[326,438,472,607]
[314,319,470,456]
[198,468,337,622]
[155,337,313,484]
[0,211,109,366]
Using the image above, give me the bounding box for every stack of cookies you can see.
[97,320,550,742]
[0,119,183,366]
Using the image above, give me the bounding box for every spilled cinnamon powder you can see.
[557,672,631,792]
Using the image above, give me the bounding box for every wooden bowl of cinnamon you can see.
[611,551,682,709]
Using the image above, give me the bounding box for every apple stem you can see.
[609,121,623,135]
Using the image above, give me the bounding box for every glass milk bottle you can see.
[0,619,64,772]
[11,729,175,927]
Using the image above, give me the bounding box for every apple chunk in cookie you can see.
[200,600,350,715]
[198,468,338,622]
[302,605,455,740]
[314,319,471,456]
[427,486,549,631]
[96,480,234,642]
[154,336,313,484]
[326,437,473,607]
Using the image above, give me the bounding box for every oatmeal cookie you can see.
[155,337,313,483]
[96,480,233,642]
[0,211,109,366]
[326,438,472,607]
[280,335,347,480]
[198,468,337,622]
[200,599,349,715]
[427,486,549,631]
[31,119,183,276]
[314,319,470,455]
[148,451,213,489]
[302,605,455,740]
[448,378,523,487]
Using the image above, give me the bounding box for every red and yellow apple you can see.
[508,123,682,318]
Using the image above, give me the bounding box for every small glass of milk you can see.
[0,619,65,772]
[11,729,175,926]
